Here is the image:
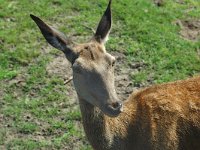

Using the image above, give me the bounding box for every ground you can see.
[0,0,200,149]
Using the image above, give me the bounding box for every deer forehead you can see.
[74,42,115,66]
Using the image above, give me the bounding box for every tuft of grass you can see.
[132,71,148,86]
[17,122,38,134]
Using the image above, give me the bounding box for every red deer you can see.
[30,0,200,149]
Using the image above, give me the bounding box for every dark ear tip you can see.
[107,0,112,12]
[30,14,43,25]
[30,14,39,21]
[108,0,112,7]
[30,14,35,19]
[30,14,45,28]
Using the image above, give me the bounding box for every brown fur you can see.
[80,75,200,150]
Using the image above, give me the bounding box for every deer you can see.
[30,0,200,149]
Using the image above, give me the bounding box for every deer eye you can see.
[111,57,116,67]
[111,60,115,67]
[73,62,82,74]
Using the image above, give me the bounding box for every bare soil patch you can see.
[176,19,200,41]
[153,0,186,7]
[153,0,165,7]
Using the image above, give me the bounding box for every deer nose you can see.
[111,101,123,111]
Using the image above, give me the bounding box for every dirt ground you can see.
[176,19,200,41]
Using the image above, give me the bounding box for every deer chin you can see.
[100,103,123,117]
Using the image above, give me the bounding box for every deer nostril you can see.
[111,101,122,109]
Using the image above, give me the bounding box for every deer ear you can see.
[94,0,112,44]
[30,14,77,64]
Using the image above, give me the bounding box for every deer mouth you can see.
[102,101,123,117]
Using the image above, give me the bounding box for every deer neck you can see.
[78,95,137,150]
[78,98,112,149]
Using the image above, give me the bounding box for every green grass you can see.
[0,0,200,149]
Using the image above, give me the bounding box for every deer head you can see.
[30,0,123,117]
